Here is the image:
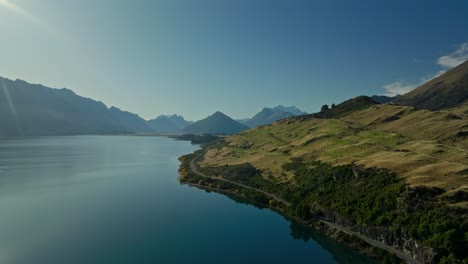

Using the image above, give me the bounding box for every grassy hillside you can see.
[201,103,467,196]
[187,101,468,262]
[393,60,468,110]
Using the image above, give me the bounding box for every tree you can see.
[295,204,311,220]
[269,199,277,207]
[321,104,330,112]
[331,103,336,109]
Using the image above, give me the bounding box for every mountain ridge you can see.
[147,114,192,134]
[0,76,151,136]
[182,111,249,135]
[244,105,307,127]
[393,60,468,110]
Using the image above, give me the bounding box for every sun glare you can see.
[0,78,20,134]
[0,0,29,17]
[0,0,57,34]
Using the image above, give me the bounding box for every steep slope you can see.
[0,77,147,136]
[182,111,249,135]
[147,114,192,134]
[109,107,154,133]
[393,60,468,110]
[245,105,307,127]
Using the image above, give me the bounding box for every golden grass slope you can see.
[393,60,468,110]
[200,103,468,198]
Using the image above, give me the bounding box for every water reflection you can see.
[0,136,376,264]
[193,187,377,264]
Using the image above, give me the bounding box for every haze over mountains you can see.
[182,111,249,135]
[1,59,467,137]
[108,106,154,133]
[0,77,134,136]
[148,115,192,134]
[243,105,307,127]
[0,76,310,136]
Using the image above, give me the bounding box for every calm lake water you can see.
[0,136,375,264]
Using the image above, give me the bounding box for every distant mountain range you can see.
[148,115,192,134]
[182,111,249,135]
[370,95,398,104]
[4,58,465,138]
[0,75,307,136]
[393,60,468,110]
[0,76,200,136]
[109,106,154,133]
[242,105,307,127]
[271,105,307,116]
[0,77,140,136]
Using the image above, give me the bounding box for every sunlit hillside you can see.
[200,102,468,206]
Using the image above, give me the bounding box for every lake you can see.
[0,136,375,264]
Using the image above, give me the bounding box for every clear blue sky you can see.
[0,0,467,120]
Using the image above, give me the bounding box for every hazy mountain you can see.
[235,118,250,125]
[109,106,154,133]
[271,105,307,116]
[245,105,307,127]
[182,111,249,135]
[245,108,295,127]
[0,76,151,136]
[371,95,398,104]
[147,114,192,134]
[393,60,468,110]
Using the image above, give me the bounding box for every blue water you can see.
[0,136,375,264]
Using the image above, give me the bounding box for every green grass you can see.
[203,103,467,192]
[355,131,403,148]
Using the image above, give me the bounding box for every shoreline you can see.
[180,148,416,264]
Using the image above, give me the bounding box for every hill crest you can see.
[182,111,249,135]
[393,60,468,110]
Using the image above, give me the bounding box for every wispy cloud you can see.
[382,42,468,96]
[420,70,446,83]
[437,43,468,68]
[382,71,444,97]
[383,82,416,97]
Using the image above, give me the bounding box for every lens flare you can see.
[0,79,21,134]
[0,0,57,34]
